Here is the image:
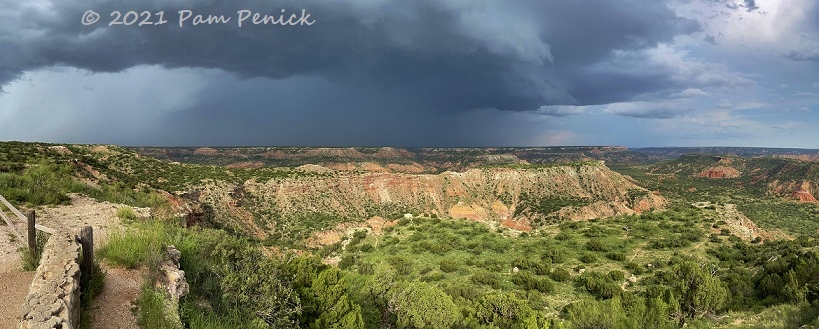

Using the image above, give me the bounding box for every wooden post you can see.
[79,226,94,278]
[27,210,35,260]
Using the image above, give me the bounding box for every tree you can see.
[641,296,676,329]
[564,297,631,329]
[281,255,363,328]
[307,268,364,329]
[475,292,541,329]
[783,269,807,304]
[217,244,301,328]
[666,261,727,319]
[368,264,398,327]
[389,280,460,329]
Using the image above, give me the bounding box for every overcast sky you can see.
[0,0,817,147]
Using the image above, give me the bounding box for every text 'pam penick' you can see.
[178,9,316,27]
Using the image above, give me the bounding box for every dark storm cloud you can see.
[0,0,702,112]
[742,0,759,12]
[698,0,758,12]
[785,50,819,61]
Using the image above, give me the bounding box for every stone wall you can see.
[18,233,82,329]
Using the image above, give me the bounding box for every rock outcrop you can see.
[791,182,817,202]
[697,166,741,178]
[154,245,189,328]
[769,180,818,202]
[501,219,533,232]
[195,162,665,236]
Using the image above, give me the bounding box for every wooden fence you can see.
[0,195,58,261]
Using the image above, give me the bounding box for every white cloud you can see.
[733,101,771,110]
[602,101,691,119]
[669,88,709,98]
[652,109,802,139]
[536,105,587,116]
[716,99,733,109]
[604,44,756,91]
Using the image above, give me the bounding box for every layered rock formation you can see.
[770,180,818,202]
[697,166,741,178]
[192,162,665,236]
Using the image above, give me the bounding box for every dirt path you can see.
[0,271,35,328]
[88,265,143,329]
[0,194,150,329]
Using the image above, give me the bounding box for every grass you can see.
[180,301,268,329]
[97,220,271,329]
[137,285,182,329]
[79,261,106,329]
[116,206,139,221]
[717,302,819,329]
[19,231,48,271]
[98,221,170,272]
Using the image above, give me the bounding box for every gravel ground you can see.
[88,265,143,329]
[0,271,34,328]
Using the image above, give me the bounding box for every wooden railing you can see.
[0,195,57,261]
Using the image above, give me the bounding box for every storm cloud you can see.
[0,0,817,147]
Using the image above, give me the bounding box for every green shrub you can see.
[348,230,367,247]
[421,272,446,282]
[387,256,414,276]
[358,262,375,275]
[543,248,566,263]
[626,262,644,275]
[320,242,342,257]
[512,272,554,293]
[339,255,356,270]
[577,272,621,300]
[137,286,182,329]
[444,284,481,300]
[586,239,604,251]
[116,206,139,221]
[580,253,597,264]
[471,271,499,286]
[608,270,625,281]
[551,267,571,282]
[605,252,627,262]
[439,259,459,273]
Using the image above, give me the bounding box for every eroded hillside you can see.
[647,154,819,202]
[132,146,653,173]
[187,161,665,247]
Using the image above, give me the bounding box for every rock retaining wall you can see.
[18,233,82,329]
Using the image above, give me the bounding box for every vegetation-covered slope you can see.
[6,142,819,328]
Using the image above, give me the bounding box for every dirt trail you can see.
[0,271,35,328]
[88,265,142,329]
[0,194,150,329]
